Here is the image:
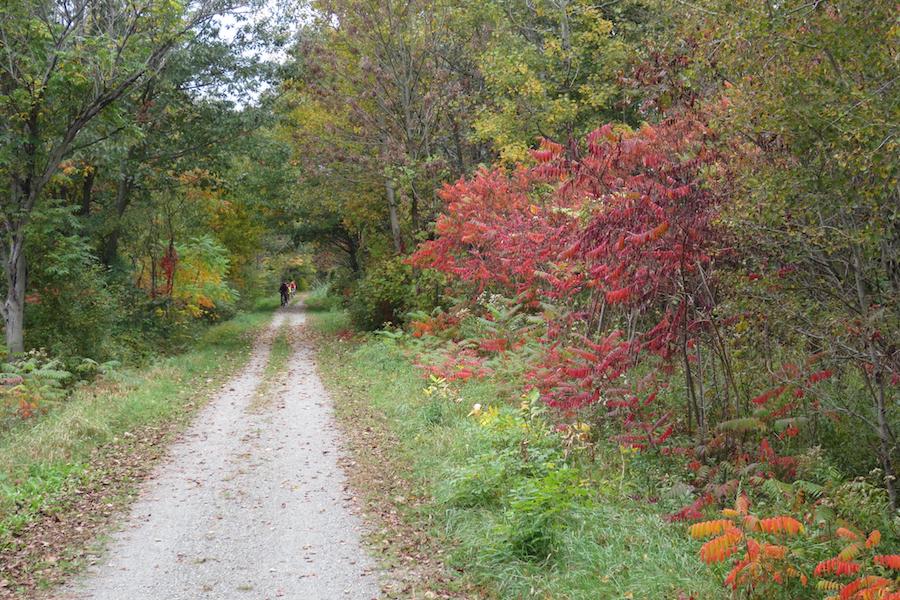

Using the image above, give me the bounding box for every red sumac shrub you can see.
[411,114,721,431]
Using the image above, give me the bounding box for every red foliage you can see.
[667,492,714,522]
[807,369,834,385]
[159,242,178,297]
[415,348,492,382]
[815,558,862,577]
[751,385,786,405]
[874,555,900,570]
[410,115,720,439]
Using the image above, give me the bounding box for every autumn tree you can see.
[472,0,650,163]
[663,0,899,510]
[0,0,257,353]
[279,0,496,264]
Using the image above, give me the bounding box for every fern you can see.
[760,477,793,500]
[793,479,825,500]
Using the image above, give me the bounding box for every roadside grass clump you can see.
[312,308,353,337]
[252,294,282,313]
[0,305,274,552]
[495,465,591,562]
[303,281,343,312]
[265,322,294,379]
[312,310,725,599]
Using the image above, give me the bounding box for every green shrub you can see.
[440,448,520,508]
[348,258,445,330]
[25,208,126,362]
[348,258,416,330]
[0,351,72,432]
[252,294,282,313]
[498,466,591,562]
[439,402,592,563]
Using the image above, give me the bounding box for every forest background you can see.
[1,0,897,598]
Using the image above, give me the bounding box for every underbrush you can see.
[316,301,900,599]
[312,311,724,599]
[0,305,273,555]
[0,294,282,436]
[303,281,343,312]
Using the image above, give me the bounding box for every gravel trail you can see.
[55,304,379,600]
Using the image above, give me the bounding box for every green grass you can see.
[266,322,293,378]
[250,320,293,411]
[252,294,282,313]
[312,308,353,335]
[0,305,274,549]
[303,280,342,312]
[312,310,726,600]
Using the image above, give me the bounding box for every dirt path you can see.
[55,304,379,600]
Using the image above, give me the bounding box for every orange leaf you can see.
[866,530,881,549]
[736,494,751,515]
[743,514,760,532]
[763,544,789,559]
[689,519,733,539]
[700,528,743,564]
[647,220,670,242]
[746,537,760,561]
[839,576,891,600]
[724,557,752,589]
[873,555,900,570]
[838,543,862,561]
[815,558,861,577]
[758,516,804,535]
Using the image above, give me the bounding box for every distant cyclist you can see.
[289,280,297,297]
[279,281,290,307]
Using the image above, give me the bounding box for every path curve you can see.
[56,304,379,600]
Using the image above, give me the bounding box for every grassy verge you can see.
[311,309,725,600]
[0,300,276,595]
[249,319,294,412]
[302,281,342,312]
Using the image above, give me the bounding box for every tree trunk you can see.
[386,179,404,254]
[3,241,27,355]
[682,333,698,437]
[77,168,96,217]
[852,246,897,510]
[101,172,133,265]
[873,367,897,511]
[450,115,467,176]
[345,232,361,273]
[410,181,421,233]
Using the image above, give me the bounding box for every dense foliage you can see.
[1,0,896,597]
[279,1,897,598]
[0,0,307,423]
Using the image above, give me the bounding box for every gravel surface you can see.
[55,305,379,600]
